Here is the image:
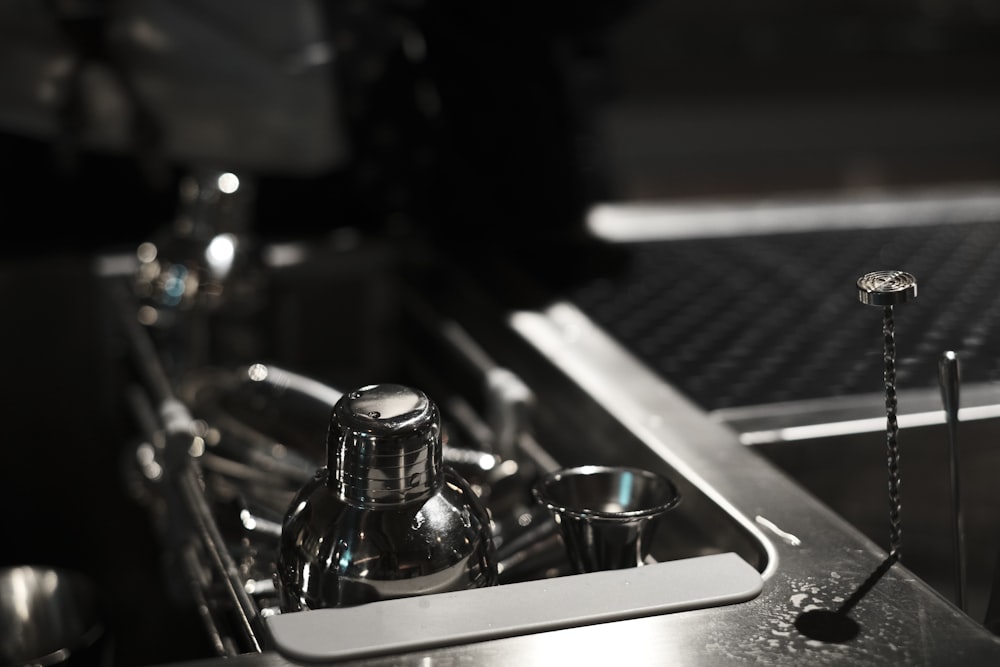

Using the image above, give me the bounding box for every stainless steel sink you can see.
[716,384,1000,629]
[104,241,776,663]
[99,207,1000,664]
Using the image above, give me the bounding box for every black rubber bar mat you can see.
[566,221,1000,411]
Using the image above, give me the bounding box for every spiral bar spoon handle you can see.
[857,270,917,560]
[882,304,903,558]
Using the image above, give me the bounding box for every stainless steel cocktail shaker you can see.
[277,383,498,610]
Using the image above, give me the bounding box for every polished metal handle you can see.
[939,350,967,612]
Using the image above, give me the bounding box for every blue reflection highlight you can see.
[618,471,634,509]
[161,265,188,306]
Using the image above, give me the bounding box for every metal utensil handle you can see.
[859,270,915,560]
[939,351,967,611]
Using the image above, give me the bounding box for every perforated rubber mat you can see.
[566,221,1000,411]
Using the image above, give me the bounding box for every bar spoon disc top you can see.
[857,270,917,307]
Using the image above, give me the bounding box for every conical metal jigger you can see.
[857,270,917,560]
[532,465,681,573]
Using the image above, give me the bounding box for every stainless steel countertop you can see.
[162,299,1000,666]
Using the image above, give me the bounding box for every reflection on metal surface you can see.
[734,403,1000,445]
[755,516,801,548]
[587,185,1000,242]
[0,566,108,667]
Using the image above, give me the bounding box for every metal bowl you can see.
[0,566,106,667]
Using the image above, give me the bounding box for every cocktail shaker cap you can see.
[329,383,444,506]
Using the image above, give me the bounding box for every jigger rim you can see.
[533,465,681,521]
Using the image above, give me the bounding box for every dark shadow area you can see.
[795,552,899,643]
[0,258,218,665]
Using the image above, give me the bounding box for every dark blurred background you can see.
[3,1,1000,255]
[1,1,1000,664]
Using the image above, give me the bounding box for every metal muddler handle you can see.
[939,350,967,612]
[857,270,917,560]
